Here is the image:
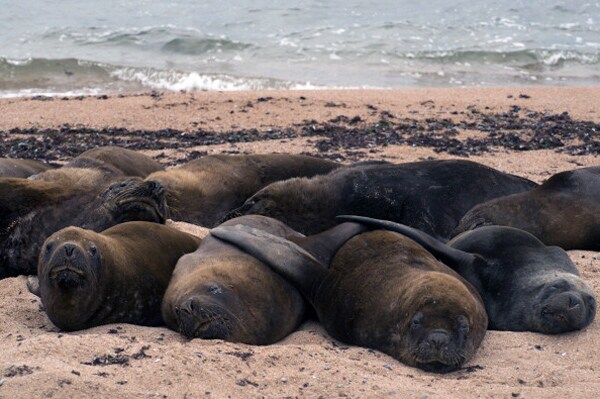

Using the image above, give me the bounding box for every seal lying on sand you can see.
[454,166,600,250]
[341,216,597,334]
[0,176,166,278]
[31,222,200,331]
[32,146,164,183]
[211,221,487,373]
[224,160,537,238]
[0,158,53,178]
[162,215,308,345]
[147,154,339,227]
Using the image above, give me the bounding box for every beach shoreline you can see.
[0,86,598,398]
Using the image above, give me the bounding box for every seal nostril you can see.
[568,295,581,310]
[64,243,76,257]
[428,330,450,348]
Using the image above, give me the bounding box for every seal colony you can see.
[147,154,339,227]
[0,145,597,376]
[224,160,537,238]
[454,166,600,250]
[211,221,488,373]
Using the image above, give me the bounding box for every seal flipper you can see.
[210,224,327,303]
[336,215,477,270]
[27,276,40,297]
[286,222,368,267]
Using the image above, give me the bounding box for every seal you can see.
[162,215,308,345]
[340,216,597,334]
[0,158,53,178]
[32,146,164,185]
[0,176,167,278]
[211,221,488,373]
[32,221,201,331]
[66,146,164,178]
[454,166,600,250]
[224,159,537,238]
[147,153,340,227]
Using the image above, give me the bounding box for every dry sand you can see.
[0,87,598,398]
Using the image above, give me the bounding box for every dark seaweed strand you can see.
[1,106,597,165]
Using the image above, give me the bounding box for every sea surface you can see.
[1,1,599,96]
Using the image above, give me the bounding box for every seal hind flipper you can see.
[210,224,326,302]
[337,215,477,270]
[286,222,368,267]
[26,276,40,297]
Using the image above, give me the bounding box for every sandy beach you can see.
[0,87,598,398]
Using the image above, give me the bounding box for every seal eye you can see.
[471,219,486,230]
[89,245,98,256]
[45,243,53,254]
[457,315,470,334]
[208,284,222,295]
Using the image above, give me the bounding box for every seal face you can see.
[341,216,597,334]
[225,160,537,238]
[454,166,600,250]
[210,221,487,373]
[36,222,201,331]
[147,153,339,227]
[162,215,307,345]
[0,177,167,277]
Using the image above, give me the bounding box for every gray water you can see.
[1,0,599,96]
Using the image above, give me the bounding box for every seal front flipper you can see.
[27,276,40,297]
[336,215,478,270]
[286,222,368,267]
[210,224,327,302]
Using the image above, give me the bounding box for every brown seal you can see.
[211,221,488,373]
[224,159,537,238]
[454,166,600,250]
[162,215,308,344]
[66,146,164,178]
[147,153,339,227]
[340,215,596,334]
[0,175,166,278]
[32,221,201,331]
[33,146,164,184]
[0,158,53,178]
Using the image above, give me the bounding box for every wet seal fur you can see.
[32,221,201,331]
[342,216,597,334]
[0,158,53,178]
[147,153,339,227]
[0,176,167,277]
[162,215,308,344]
[454,166,600,250]
[211,221,487,373]
[225,159,537,238]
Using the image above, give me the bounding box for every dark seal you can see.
[211,221,487,373]
[33,222,201,331]
[147,153,339,227]
[225,159,537,238]
[162,215,308,344]
[340,216,597,334]
[454,166,600,250]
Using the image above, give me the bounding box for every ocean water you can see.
[1,0,599,96]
